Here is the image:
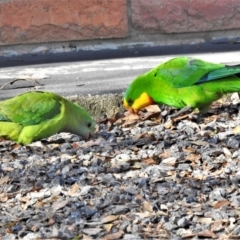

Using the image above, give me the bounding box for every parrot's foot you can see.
[168,106,193,120]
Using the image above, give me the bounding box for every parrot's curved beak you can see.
[83,132,94,141]
[128,108,136,114]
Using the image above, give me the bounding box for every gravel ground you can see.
[1,98,240,240]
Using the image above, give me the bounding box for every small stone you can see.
[2,234,16,240]
[111,205,129,215]
[209,188,227,201]
[177,217,191,228]
[218,132,230,141]
[163,222,177,231]
[123,234,142,240]
[226,137,240,149]
[231,225,240,235]
[230,196,240,207]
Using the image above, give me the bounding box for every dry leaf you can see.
[122,119,138,127]
[142,201,153,213]
[185,153,201,162]
[159,150,171,159]
[0,193,8,202]
[11,143,21,149]
[72,142,81,148]
[182,147,196,153]
[182,230,217,239]
[22,202,29,211]
[34,201,45,208]
[172,113,191,122]
[134,212,155,219]
[210,220,227,232]
[161,157,176,166]
[213,200,230,209]
[31,225,39,232]
[48,143,60,150]
[126,113,140,119]
[197,230,217,238]
[20,197,30,203]
[103,230,124,240]
[123,113,139,121]
[68,183,80,196]
[0,175,9,184]
[223,147,232,157]
[232,125,240,134]
[101,215,119,224]
[82,228,102,236]
[131,162,142,169]
[2,167,14,172]
[152,178,166,183]
[81,140,101,148]
[144,104,161,112]
[104,223,113,232]
[133,132,155,141]
[142,158,158,165]
[141,111,161,121]
[60,154,76,160]
[167,170,176,177]
[181,232,196,238]
[164,121,173,129]
[193,174,207,181]
[199,217,213,224]
[114,118,123,126]
[191,141,208,146]
[82,234,93,240]
[229,235,240,239]
[52,200,68,211]
[80,186,94,196]
[156,210,168,216]
[204,115,219,123]
[5,228,13,234]
[48,218,55,225]
[210,168,223,176]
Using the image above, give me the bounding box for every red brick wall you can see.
[131,0,240,33]
[0,0,128,45]
[0,0,240,46]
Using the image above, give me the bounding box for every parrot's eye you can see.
[87,122,92,128]
[128,99,133,105]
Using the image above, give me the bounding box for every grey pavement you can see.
[1,51,240,100]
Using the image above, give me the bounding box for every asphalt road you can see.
[1,51,240,100]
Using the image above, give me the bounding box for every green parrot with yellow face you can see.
[124,57,240,114]
[0,91,95,145]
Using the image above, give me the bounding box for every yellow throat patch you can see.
[124,92,153,112]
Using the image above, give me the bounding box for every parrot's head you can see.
[75,108,95,139]
[82,119,95,140]
[124,75,154,113]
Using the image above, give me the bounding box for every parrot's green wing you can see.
[0,91,61,126]
[198,67,240,83]
[156,57,240,88]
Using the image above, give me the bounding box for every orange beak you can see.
[128,108,135,114]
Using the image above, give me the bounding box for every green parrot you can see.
[124,57,240,115]
[0,91,95,145]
